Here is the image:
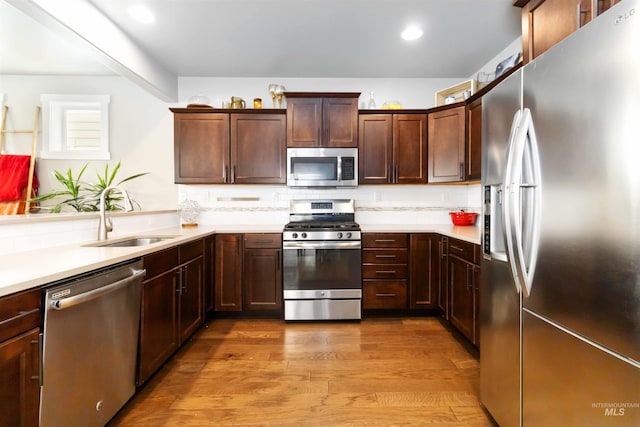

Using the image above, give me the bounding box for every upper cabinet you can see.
[171,109,286,184]
[285,92,359,148]
[517,0,620,63]
[359,113,427,184]
[427,106,466,183]
[466,99,482,181]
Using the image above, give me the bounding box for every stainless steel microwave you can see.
[287,147,358,188]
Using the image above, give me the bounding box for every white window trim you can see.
[40,94,111,160]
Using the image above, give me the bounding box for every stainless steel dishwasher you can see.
[40,260,145,427]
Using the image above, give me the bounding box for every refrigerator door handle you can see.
[508,108,542,298]
[502,109,524,294]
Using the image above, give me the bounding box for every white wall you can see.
[470,37,522,84]
[0,74,177,211]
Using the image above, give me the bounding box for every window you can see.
[40,94,110,160]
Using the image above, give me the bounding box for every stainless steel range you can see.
[283,199,362,321]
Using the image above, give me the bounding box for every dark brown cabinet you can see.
[0,289,40,427]
[172,110,286,184]
[428,106,466,183]
[286,93,359,148]
[230,113,286,184]
[408,234,439,309]
[466,99,482,181]
[437,236,449,319]
[204,235,215,314]
[139,240,205,384]
[447,238,481,346]
[243,234,282,312]
[359,113,427,184]
[518,0,602,63]
[214,234,243,312]
[362,233,409,309]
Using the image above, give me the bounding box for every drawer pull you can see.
[449,245,465,252]
[0,308,39,327]
[375,254,397,259]
[375,270,397,274]
[249,240,275,244]
[375,293,397,297]
[374,239,397,243]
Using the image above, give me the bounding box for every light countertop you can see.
[1,223,480,298]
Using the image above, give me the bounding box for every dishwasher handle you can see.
[50,268,146,310]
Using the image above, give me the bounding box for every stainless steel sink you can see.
[85,236,176,247]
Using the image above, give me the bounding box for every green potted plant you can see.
[30,161,148,213]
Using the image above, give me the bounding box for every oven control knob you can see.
[292,232,298,239]
[301,232,307,239]
[346,232,352,239]
[337,232,343,239]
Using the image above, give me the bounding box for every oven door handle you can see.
[283,241,361,250]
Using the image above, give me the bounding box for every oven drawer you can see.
[363,280,407,309]
[363,233,408,248]
[362,264,408,279]
[362,248,408,264]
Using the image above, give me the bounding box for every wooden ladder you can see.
[0,105,41,214]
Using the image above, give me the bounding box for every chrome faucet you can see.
[98,186,134,240]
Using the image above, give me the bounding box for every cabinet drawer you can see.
[363,280,407,309]
[179,239,204,263]
[0,288,41,342]
[363,233,408,248]
[244,233,282,249]
[362,264,408,279]
[362,248,408,264]
[447,239,476,264]
[144,246,179,278]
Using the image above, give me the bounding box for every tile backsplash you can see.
[179,184,481,226]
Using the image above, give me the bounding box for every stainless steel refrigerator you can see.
[480,2,640,426]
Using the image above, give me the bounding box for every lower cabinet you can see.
[0,329,40,427]
[214,233,283,314]
[437,236,449,318]
[447,238,481,346]
[409,234,440,309]
[362,233,409,310]
[138,239,204,385]
[0,288,41,427]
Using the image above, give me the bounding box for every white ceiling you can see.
[2,0,521,79]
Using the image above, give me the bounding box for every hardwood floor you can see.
[109,317,496,426]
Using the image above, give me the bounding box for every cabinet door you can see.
[230,113,286,183]
[394,114,428,183]
[466,99,482,181]
[409,234,439,309]
[138,269,179,385]
[214,234,243,311]
[523,0,592,62]
[359,114,393,184]
[204,236,215,314]
[174,113,229,183]
[437,237,449,318]
[428,106,465,183]
[286,98,322,147]
[0,329,40,427]
[449,256,475,343]
[323,97,358,148]
[178,256,204,343]
[244,249,283,311]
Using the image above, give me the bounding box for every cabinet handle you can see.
[231,165,236,183]
[389,164,393,184]
[376,293,397,297]
[466,264,473,290]
[395,164,399,183]
[375,239,397,243]
[375,254,397,259]
[175,269,183,295]
[32,333,43,386]
[376,270,397,274]
[450,245,465,252]
[182,266,188,294]
[460,162,464,181]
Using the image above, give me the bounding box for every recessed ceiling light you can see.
[127,4,155,24]
[401,26,423,41]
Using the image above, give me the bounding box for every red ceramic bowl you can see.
[449,211,478,226]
